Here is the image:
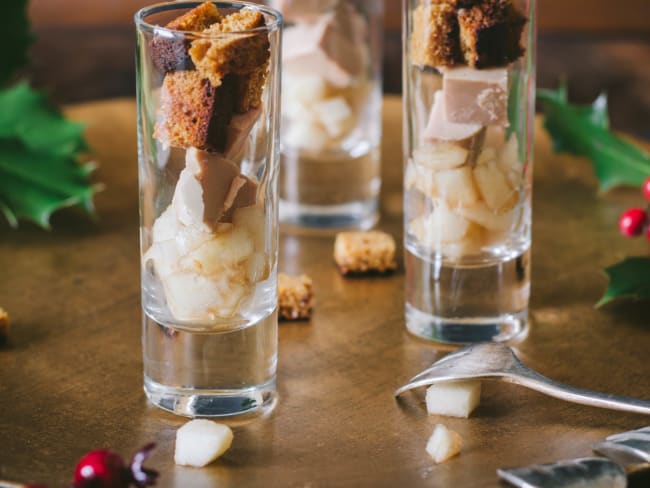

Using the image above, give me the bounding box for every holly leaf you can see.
[0,83,98,229]
[596,257,650,308]
[1,0,32,87]
[537,84,650,192]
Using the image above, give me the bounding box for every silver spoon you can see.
[395,343,650,415]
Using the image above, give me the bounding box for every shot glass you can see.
[403,0,536,343]
[271,0,384,231]
[135,1,282,418]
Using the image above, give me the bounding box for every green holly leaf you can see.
[0,83,98,229]
[596,257,650,308]
[537,84,650,192]
[1,0,32,87]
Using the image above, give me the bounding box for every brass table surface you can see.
[1,97,649,487]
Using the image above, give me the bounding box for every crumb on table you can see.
[334,231,397,275]
[278,273,313,321]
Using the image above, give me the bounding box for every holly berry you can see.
[73,450,128,488]
[643,176,650,202]
[73,444,158,488]
[618,208,648,238]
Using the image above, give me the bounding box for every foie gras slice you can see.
[222,107,261,160]
[283,13,364,87]
[173,148,258,229]
[422,91,486,165]
[442,66,508,126]
[270,0,339,23]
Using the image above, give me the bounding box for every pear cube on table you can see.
[426,424,463,464]
[175,419,234,467]
[426,380,482,418]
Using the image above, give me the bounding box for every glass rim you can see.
[135,1,283,37]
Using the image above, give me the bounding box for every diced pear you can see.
[426,380,482,418]
[174,419,233,468]
[457,202,514,232]
[162,271,248,320]
[441,224,485,258]
[180,226,254,275]
[406,160,437,198]
[473,163,518,213]
[283,73,329,104]
[232,205,266,251]
[173,167,205,227]
[410,211,486,258]
[284,120,329,151]
[312,96,353,138]
[152,206,181,243]
[409,203,470,245]
[476,147,498,167]
[246,252,270,283]
[498,134,520,173]
[434,166,480,207]
[413,143,469,171]
[282,96,314,123]
[426,424,463,464]
[484,125,506,149]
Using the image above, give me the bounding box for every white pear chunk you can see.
[413,143,469,171]
[434,166,480,207]
[312,96,353,137]
[162,272,240,320]
[152,206,181,243]
[406,160,437,198]
[174,419,234,468]
[410,203,471,245]
[426,380,482,418]
[426,424,463,464]
[284,121,329,151]
[180,226,254,275]
[498,134,520,173]
[173,166,205,228]
[283,73,329,104]
[476,147,498,167]
[473,163,518,213]
[457,202,514,232]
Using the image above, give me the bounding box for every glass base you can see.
[279,198,379,233]
[406,304,528,345]
[144,376,277,419]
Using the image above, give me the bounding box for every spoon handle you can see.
[509,367,650,415]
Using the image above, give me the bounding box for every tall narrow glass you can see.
[272,0,384,232]
[135,1,282,418]
[403,0,536,343]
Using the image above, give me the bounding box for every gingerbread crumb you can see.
[278,273,313,321]
[334,231,398,276]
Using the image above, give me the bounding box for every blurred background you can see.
[27,0,650,138]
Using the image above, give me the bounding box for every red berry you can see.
[73,449,129,488]
[618,208,648,237]
[643,176,650,202]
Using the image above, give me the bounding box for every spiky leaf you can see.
[597,257,650,308]
[537,84,650,192]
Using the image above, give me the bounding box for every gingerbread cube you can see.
[334,231,398,275]
[411,2,462,68]
[278,273,313,320]
[457,0,526,68]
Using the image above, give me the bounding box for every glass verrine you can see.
[135,1,281,418]
[271,0,384,232]
[403,0,536,343]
